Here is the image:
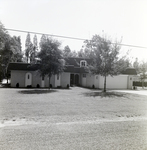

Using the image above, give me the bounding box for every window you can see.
[83,74,86,78]
[57,74,59,80]
[42,76,44,81]
[28,75,30,79]
[80,60,87,67]
[96,76,98,79]
[82,61,85,66]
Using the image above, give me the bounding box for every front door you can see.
[75,74,79,85]
[70,74,74,86]
[25,72,32,87]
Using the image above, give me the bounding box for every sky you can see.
[0,0,147,62]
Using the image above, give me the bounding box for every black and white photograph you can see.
[0,0,147,149]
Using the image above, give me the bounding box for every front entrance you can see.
[25,72,32,87]
[70,74,79,86]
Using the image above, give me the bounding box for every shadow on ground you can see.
[18,89,57,94]
[83,91,127,98]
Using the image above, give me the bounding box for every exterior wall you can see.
[11,70,56,88]
[81,73,87,87]
[11,69,135,89]
[44,75,55,88]
[127,75,138,89]
[98,75,128,89]
[94,75,99,88]
[55,74,61,87]
[86,74,95,88]
[32,72,42,87]
[11,70,26,87]
[61,72,70,88]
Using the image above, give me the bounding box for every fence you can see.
[133,81,147,87]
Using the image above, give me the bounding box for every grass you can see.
[0,87,147,123]
[0,87,147,149]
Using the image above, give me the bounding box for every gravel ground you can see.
[0,87,147,149]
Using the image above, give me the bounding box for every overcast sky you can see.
[0,0,147,61]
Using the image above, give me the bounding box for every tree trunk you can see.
[142,79,144,89]
[6,65,8,85]
[104,75,106,92]
[48,76,50,89]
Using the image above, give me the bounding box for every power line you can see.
[6,28,86,41]
[6,28,147,49]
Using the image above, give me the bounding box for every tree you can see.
[63,45,71,58]
[25,33,33,63]
[30,34,38,63]
[84,35,126,92]
[0,22,22,82]
[0,22,9,51]
[139,61,147,88]
[63,45,78,58]
[133,58,140,74]
[78,45,94,58]
[133,59,147,88]
[10,36,22,62]
[0,41,12,82]
[37,36,64,88]
[40,34,47,48]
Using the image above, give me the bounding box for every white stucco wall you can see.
[61,72,70,88]
[55,74,61,87]
[11,70,26,87]
[127,75,138,89]
[11,70,56,88]
[32,72,42,87]
[86,74,95,88]
[81,73,87,87]
[94,75,99,88]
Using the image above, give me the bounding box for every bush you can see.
[36,84,40,88]
[16,83,19,88]
[92,85,95,89]
[27,85,32,88]
[67,84,69,89]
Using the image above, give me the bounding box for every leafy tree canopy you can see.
[83,34,129,92]
[0,22,22,81]
[36,36,64,88]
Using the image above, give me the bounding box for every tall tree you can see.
[0,22,9,51]
[63,45,78,58]
[84,35,126,92]
[39,34,47,48]
[133,58,140,74]
[30,34,38,63]
[1,41,12,82]
[63,45,71,58]
[139,61,147,88]
[37,36,64,88]
[25,33,33,63]
[10,36,22,62]
[0,22,22,82]
[78,44,94,58]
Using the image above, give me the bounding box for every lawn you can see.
[0,87,147,126]
[0,87,147,150]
